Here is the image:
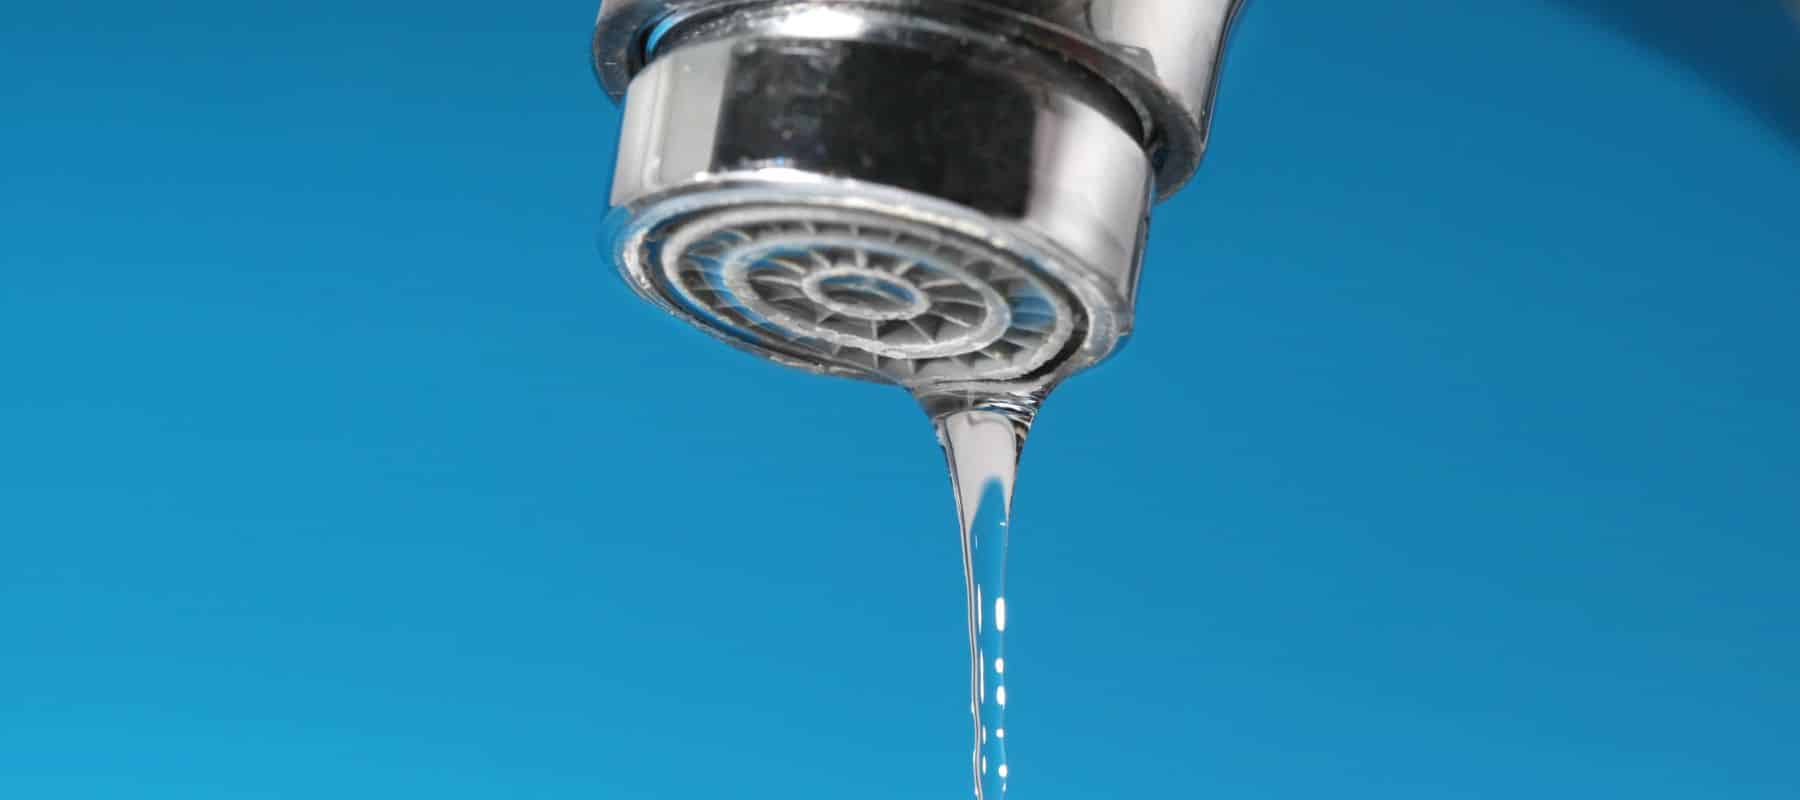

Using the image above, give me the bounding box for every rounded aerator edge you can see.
[603,16,1160,396]
[607,184,1123,393]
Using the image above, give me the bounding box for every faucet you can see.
[593,0,1245,418]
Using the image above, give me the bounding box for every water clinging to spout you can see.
[596,4,1250,795]
[933,403,1033,800]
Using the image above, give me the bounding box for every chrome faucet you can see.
[593,1,1245,415]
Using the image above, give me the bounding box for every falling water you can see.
[932,402,1032,800]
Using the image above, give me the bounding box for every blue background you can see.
[4,1,1797,797]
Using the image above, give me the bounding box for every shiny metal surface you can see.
[594,0,1245,195]
[594,0,1244,400]
[606,29,1152,392]
[610,33,1153,302]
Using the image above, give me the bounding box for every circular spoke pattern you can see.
[650,206,1079,385]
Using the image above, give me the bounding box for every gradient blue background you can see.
[5,1,1798,797]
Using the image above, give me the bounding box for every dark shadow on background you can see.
[1551,0,1800,145]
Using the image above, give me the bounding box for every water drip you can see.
[928,394,1038,800]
